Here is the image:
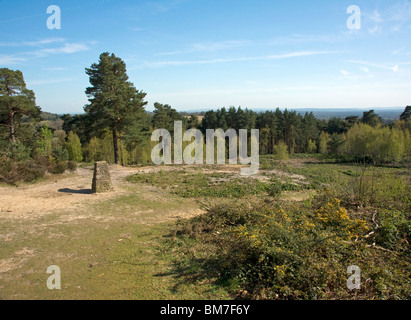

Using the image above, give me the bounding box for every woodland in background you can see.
[1,60,411,184]
[61,105,411,165]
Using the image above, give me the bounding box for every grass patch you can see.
[127,168,314,199]
[0,186,231,300]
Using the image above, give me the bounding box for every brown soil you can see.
[0,165,140,221]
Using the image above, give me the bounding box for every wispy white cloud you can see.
[0,54,26,65]
[157,35,340,56]
[128,27,143,32]
[150,0,189,15]
[360,67,370,74]
[386,1,411,22]
[340,70,350,77]
[27,78,75,86]
[20,42,92,59]
[145,51,336,68]
[156,40,251,56]
[159,82,411,96]
[24,38,66,47]
[344,60,399,72]
[363,1,411,33]
[124,0,187,18]
[266,34,339,45]
[369,10,383,23]
[0,39,93,65]
[0,37,66,47]
[42,67,68,71]
[35,43,90,55]
[368,25,380,34]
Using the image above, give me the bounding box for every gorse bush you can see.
[315,198,368,240]
[170,192,411,300]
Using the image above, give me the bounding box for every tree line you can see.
[1,52,411,183]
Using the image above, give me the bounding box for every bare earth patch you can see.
[0,165,139,220]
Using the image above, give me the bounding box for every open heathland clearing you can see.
[0,157,410,300]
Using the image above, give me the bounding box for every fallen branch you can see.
[363,210,379,239]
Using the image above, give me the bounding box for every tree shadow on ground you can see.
[153,256,238,298]
[58,188,94,194]
[153,234,242,299]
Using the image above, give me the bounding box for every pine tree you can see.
[361,110,382,127]
[152,102,186,133]
[400,106,411,122]
[0,68,40,145]
[259,126,271,155]
[152,102,172,130]
[85,52,148,165]
[201,110,218,133]
[188,114,200,128]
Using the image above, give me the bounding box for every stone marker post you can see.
[92,161,113,193]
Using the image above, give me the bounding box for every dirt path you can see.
[0,165,139,220]
[0,164,218,300]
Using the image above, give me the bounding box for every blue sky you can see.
[1,0,411,114]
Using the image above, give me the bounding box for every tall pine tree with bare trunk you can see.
[85,52,147,165]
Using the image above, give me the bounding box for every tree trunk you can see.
[120,139,126,167]
[9,112,15,144]
[112,129,119,165]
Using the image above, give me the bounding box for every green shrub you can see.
[273,141,289,160]
[52,145,69,162]
[67,160,77,172]
[0,156,20,184]
[49,161,67,174]
[9,141,31,162]
[19,160,47,182]
[375,209,411,254]
[0,156,48,184]
[66,131,83,162]
[266,181,282,196]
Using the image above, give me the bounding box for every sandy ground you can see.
[0,160,310,221]
[0,165,136,220]
[0,165,200,277]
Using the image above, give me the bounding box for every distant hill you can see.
[286,107,405,121]
[41,107,407,127]
[40,111,61,121]
[180,107,406,122]
[40,111,63,130]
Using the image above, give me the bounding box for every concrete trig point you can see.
[92,161,113,193]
